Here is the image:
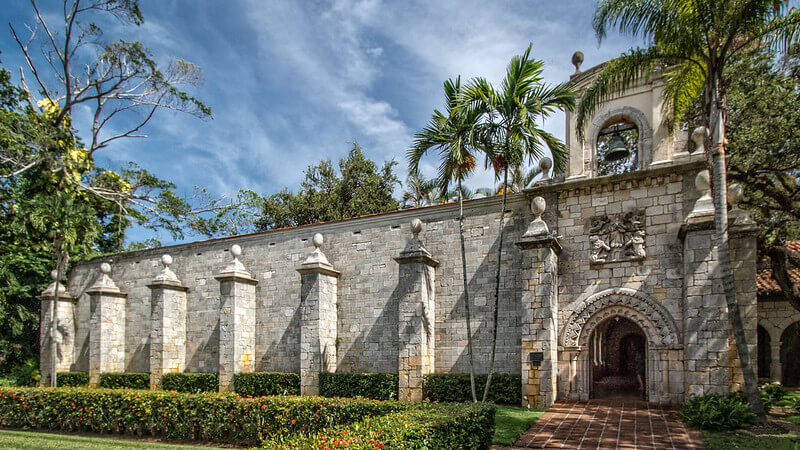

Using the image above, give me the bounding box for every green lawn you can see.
[493,405,545,445]
[703,431,800,450]
[0,430,211,449]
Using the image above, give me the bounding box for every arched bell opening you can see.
[588,316,648,399]
[596,118,639,176]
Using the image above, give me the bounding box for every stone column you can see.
[39,270,77,387]
[516,196,561,408]
[770,342,783,383]
[680,169,729,397]
[726,184,759,392]
[394,218,438,402]
[215,245,258,392]
[147,255,188,390]
[297,233,339,396]
[87,263,127,387]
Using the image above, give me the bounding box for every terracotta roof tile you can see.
[757,241,800,296]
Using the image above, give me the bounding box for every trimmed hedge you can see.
[99,373,150,390]
[0,387,401,445]
[265,402,496,449]
[56,372,88,387]
[424,373,521,405]
[161,373,218,393]
[319,373,398,401]
[234,372,300,396]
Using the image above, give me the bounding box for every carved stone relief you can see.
[588,210,646,264]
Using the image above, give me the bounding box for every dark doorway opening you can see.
[781,321,800,387]
[757,325,771,379]
[590,316,647,399]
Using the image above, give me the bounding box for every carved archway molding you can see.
[561,288,681,349]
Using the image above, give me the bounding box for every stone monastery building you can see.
[41,56,800,409]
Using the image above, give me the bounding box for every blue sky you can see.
[2,0,638,245]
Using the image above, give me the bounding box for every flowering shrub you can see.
[99,373,149,390]
[161,373,218,393]
[759,382,788,412]
[424,373,521,405]
[319,373,398,401]
[234,372,300,396]
[0,387,402,445]
[264,402,496,449]
[56,372,88,387]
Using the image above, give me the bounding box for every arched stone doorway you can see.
[757,325,771,380]
[780,321,800,387]
[589,316,647,399]
[560,288,681,403]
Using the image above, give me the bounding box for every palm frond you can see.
[576,46,672,139]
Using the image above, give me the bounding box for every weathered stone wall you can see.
[757,299,800,383]
[66,195,530,378]
[57,155,759,405]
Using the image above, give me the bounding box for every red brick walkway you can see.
[513,399,707,449]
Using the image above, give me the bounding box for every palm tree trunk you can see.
[50,245,66,388]
[458,179,478,403]
[708,75,764,416]
[482,167,509,402]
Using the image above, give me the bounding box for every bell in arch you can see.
[605,131,631,162]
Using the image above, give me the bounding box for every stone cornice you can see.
[296,262,340,278]
[525,155,706,197]
[394,252,439,267]
[146,279,189,291]
[86,285,127,298]
[515,235,562,254]
[214,270,259,285]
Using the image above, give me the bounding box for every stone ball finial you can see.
[539,157,552,178]
[161,254,173,267]
[728,183,743,208]
[50,270,59,281]
[695,170,710,193]
[531,196,546,218]
[572,51,584,73]
[312,233,324,249]
[230,244,242,258]
[100,262,111,274]
[410,218,423,236]
[691,127,708,152]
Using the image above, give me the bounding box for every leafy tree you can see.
[257,144,399,230]
[464,46,575,402]
[575,0,800,415]
[722,49,800,312]
[409,76,484,402]
[2,0,240,386]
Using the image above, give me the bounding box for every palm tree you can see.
[408,76,484,402]
[575,0,800,416]
[464,45,576,402]
[477,166,542,196]
[401,174,439,208]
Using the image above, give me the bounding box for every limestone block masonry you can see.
[297,234,339,396]
[86,263,127,387]
[215,245,258,392]
[148,255,189,390]
[39,273,77,386]
[395,218,438,402]
[48,70,785,406]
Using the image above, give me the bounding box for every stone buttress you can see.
[297,234,339,395]
[39,271,77,386]
[394,218,438,401]
[147,255,188,389]
[86,263,127,387]
[215,245,258,392]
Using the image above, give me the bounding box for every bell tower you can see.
[564,51,690,180]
